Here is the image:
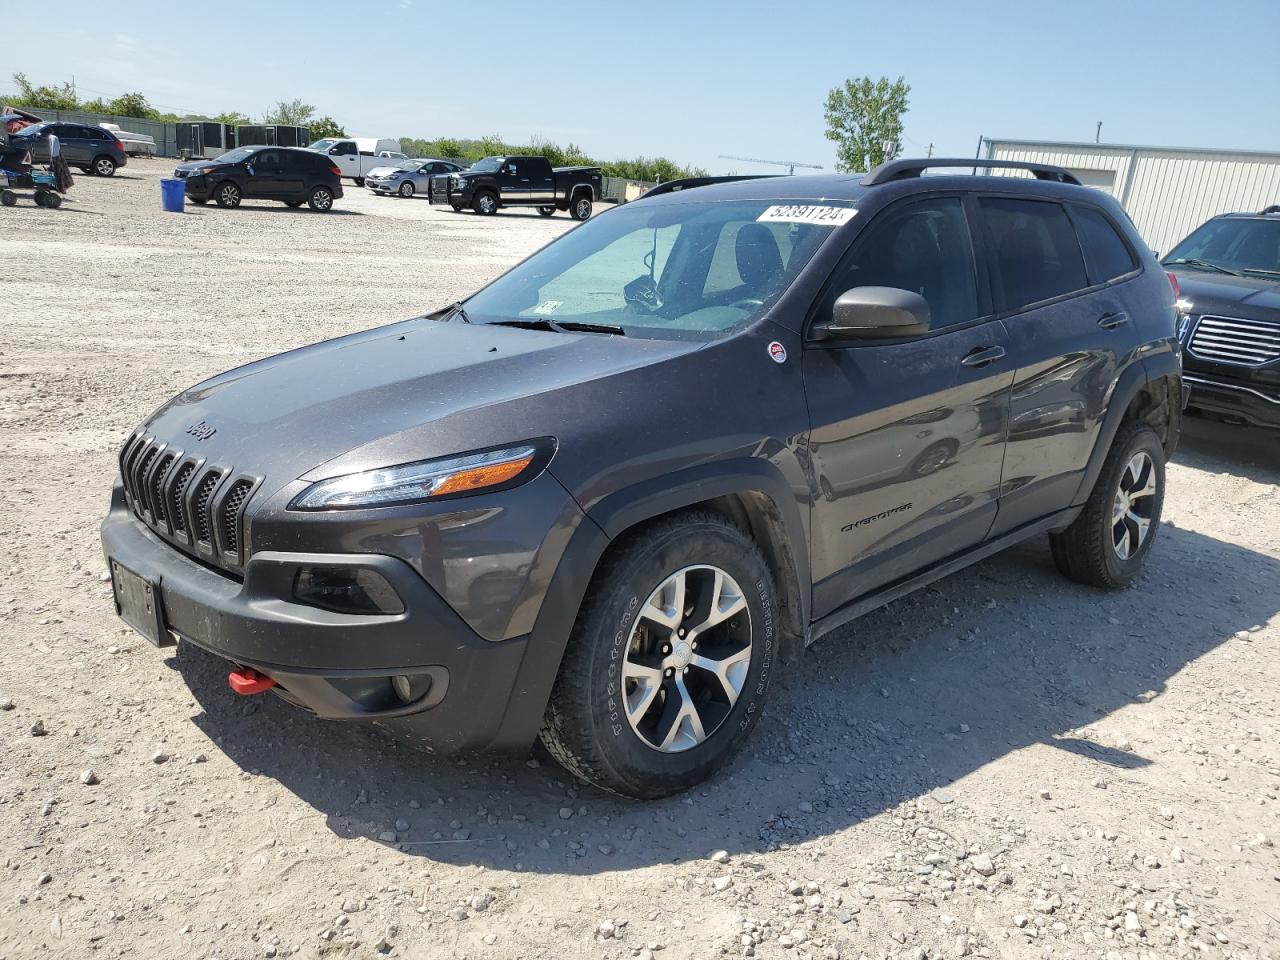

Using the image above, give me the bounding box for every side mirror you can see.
[816,286,932,340]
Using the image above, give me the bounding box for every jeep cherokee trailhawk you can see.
[101,159,1183,798]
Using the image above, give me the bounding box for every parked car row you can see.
[9,121,128,177]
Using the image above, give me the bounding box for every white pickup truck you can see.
[306,137,402,186]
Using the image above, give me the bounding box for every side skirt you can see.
[807,507,1081,646]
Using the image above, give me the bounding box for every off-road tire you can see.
[214,182,241,208]
[473,191,498,215]
[1049,420,1165,589]
[539,511,779,799]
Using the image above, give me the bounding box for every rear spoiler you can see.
[640,174,779,199]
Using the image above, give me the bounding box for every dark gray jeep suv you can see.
[101,159,1183,798]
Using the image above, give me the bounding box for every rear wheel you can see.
[214,182,241,208]
[398,181,415,198]
[354,176,365,187]
[473,191,498,215]
[44,192,62,209]
[570,193,593,221]
[539,512,778,798]
[93,155,117,177]
[0,190,16,207]
[308,185,335,211]
[537,206,555,217]
[284,199,304,208]
[1050,420,1165,588]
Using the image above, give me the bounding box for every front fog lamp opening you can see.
[289,441,551,511]
[292,566,405,616]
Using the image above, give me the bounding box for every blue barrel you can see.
[160,177,186,213]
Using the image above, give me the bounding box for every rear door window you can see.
[1071,204,1137,284]
[980,197,1089,312]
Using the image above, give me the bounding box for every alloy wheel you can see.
[621,565,752,753]
[1112,451,1157,560]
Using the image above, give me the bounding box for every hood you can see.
[367,165,402,178]
[138,318,699,502]
[1169,269,1280,313]
[175,159,222,174]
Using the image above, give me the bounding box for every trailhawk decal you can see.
[756,204,856,226]
[768,341,788,364]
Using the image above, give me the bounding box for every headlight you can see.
[196,165,218,176]
[289,441,553,510]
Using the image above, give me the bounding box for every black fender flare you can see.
[489,457,811,752]
[1070,355,1178,507]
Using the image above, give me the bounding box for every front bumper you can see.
[100,500,532,753]
[1184,373,1280,429]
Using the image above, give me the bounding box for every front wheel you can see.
[539,512,778,798]
[398,181,415,198]
[450,203,464,212]
[537,206,555,217]
[284,199,304,208]
[570,194,593,221]
[1049,420,1166,588]
[473,191,498,215]
[214,182,241,208]
[0,190,16,207]
[308,186,335,211]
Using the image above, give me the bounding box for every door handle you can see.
[1098,312,1129,329]
[960,345,1007,368]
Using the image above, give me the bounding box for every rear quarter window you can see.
[1071,204,1137,284]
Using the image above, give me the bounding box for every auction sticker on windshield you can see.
[756,205,856,226]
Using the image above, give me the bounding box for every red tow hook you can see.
[228,668,277,696]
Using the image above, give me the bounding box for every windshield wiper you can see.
[443,301,471,323]
[487,318,626,336]
[1165,258,1242,277]
[1239,267,1280,280]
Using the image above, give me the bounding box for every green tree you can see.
[106,92,154,119]
[823,75,911,173]
[308,115,345,139]
[212,111,253,126]
[10,72,79,111]
[262,98,315,126]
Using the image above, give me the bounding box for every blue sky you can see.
[6,0,1279,174]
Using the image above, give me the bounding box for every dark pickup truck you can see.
[430,155,602,220]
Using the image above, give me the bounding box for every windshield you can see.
[1164,218,1280,277]
[396,160,421,170]
[308,139,338,151]
[11,122,48,138]
[468,157,503,173]
[462,199,850,339]
[212,147,257,164]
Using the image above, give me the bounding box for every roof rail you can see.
[1259,204,1280,215]
[862,158,1081,187]
[640,174,778,199]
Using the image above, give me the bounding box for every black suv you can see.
[100,159,1182,798]
[1163,206,1280,430]
[174,146,343,211]
[10,121,128,176]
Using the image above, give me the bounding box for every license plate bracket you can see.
[110,559,173,648]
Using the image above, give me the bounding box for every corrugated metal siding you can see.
[987,140,1280,254]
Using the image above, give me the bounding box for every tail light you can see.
[329,164,341,177]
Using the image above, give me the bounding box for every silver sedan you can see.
[366,158,463,198]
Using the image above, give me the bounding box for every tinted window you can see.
[829,197,980,330]
[1072,205,1136,283]
[981,197,1089,312]
[253,150,282,172]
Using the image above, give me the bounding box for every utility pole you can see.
[1095,121,1102,144]
[927,143,934,158]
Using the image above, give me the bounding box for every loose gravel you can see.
[1,161,1278,960]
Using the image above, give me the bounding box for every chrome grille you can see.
[116,433,258,570]
[1188,315,1280,367]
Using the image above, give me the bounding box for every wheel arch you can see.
[490,459,811,752]
[1071,357,1182,508]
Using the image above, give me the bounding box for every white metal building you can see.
[980,138,1280,255]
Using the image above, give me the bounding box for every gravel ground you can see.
[1,160,1278,960]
